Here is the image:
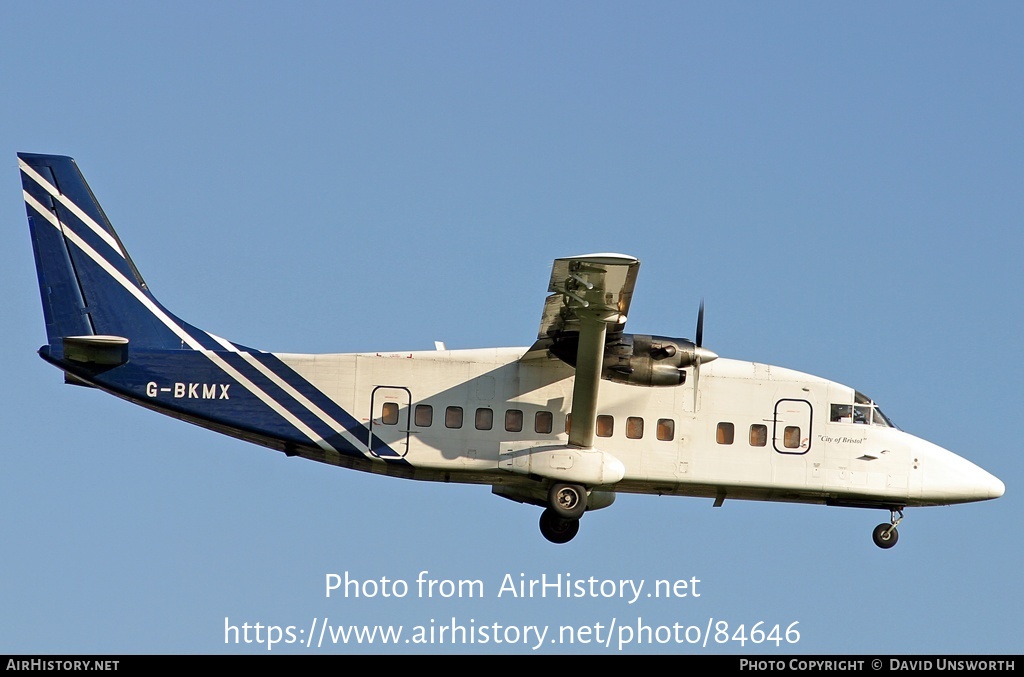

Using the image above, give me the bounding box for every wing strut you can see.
[535,254,639,450]
[568,314,607,449]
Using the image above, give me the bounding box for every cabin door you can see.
[368,386,411,458]
[773,398,812,454]
[770,398,821,489]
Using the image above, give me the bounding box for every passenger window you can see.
[596,415,614,438]
[414,404,432,427]
[535,411,553,434]
[749,424,767,447]
[475,408,493,430]
[784,426,801,449]
[717,422,735,445]
[445,406,463,429]
[381,402,399,425]
[505,409,523,432]
[626,416,644,439]
[657,418,674,441]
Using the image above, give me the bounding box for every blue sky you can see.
[1,2,1021,654]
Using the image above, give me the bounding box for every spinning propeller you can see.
[691,299,718,410]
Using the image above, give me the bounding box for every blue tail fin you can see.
[19,153,187,350]
[18,153,396,463]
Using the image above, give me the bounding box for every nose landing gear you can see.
[872,508,904,549]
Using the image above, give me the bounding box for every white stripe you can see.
[24,192,348,456]
[20,159,126,258]
[21,164,373,456]
[207,333,369,454]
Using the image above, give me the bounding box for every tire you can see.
[539,508,580,544]
[548,482,588,519]
[872,523,899,549]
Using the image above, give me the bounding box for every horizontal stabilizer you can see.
[62,335,129,366]
[64,372,97,388]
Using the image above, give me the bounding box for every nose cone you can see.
[695,347,718,364]
[919,440,1005,504]
[986,473,1006,500]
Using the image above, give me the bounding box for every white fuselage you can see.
[278,347,1003,509]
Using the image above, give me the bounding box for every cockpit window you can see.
[872,407,895,428]
[831,404,852,421]
[830,392,897,428]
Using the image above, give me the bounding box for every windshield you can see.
[830,391,897,428]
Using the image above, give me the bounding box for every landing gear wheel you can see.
[539,508,580,544]
[872,508,904,549]
[872,523,899,549]
[548,483,588,519]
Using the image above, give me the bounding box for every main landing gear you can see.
[872,508,904,549]
[539,483,588,544]
[539,508,580,544]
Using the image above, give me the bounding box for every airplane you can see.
[17,152,1005,547]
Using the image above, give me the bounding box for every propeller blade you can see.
[693,353,702,411]
[696,298,705,347]
[693,299,705,411]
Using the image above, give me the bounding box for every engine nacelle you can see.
[550,333,701,387]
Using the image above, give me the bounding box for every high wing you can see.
[531,254,640,449]
[526,253,719,447]
[537,253,640,340]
